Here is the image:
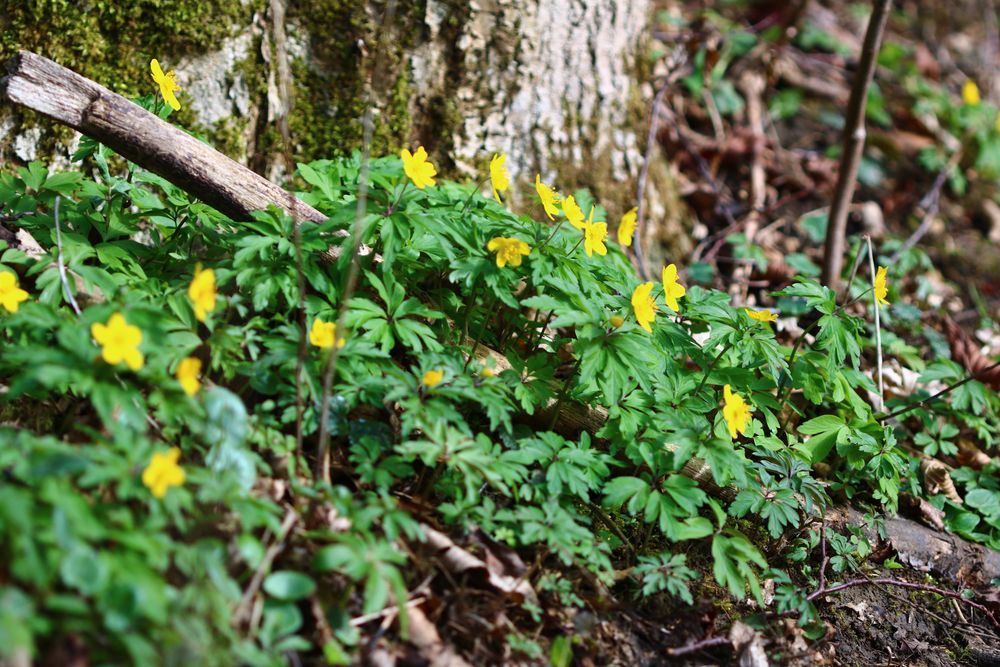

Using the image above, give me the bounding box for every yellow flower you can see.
[618,207,637,247]
[487,236,531,268]
[310,318,345,349]
[176,356,202,396]
[562,195,585,229]
[535,174,560,220]
[962,80,981,106]
[874,266,889,306]
[745,308,778,323]
[0,271,29,314]
[142,448,186,499]
[661,263,686,312]
[480,366,494,379]
[150,59,182,111]
[489,153,509,203]
[91,313,144,371]
[631,282,657,333]
[423,369,444,387]
[995,111,1000,133]
[610,315,625,328]
[722,384,751,440]
[188,266,217,322]
[401,146,437,189]
[583,209,608,257]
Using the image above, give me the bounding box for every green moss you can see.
[0,0,259,96]
[284,0,426,163]
[1,0,263,158]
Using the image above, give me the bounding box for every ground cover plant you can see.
[2,4,1000,665]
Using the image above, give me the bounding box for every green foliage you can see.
[1,120,996,661]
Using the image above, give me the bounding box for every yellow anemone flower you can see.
[631,282,657,333]
[610,315,625,328]
[142,448,186,499]
[489,153,509,203]
[618,207,637,247]
[480,366,494,379]
[0,271,29,314]
[401,146,437,189]
[745,308,778,323]
[423,369,444,387]
[583,207,608,257]
[487,236,532,268]
[150,59,182,111]
[176,357,202,396]
[722,384,751,440]
[661,263,686,312]
[91,313,144,371]
[562,195,585,230]
[188,266,217,323]
[962,80,981,106]
[534,174,560,220]
[310,319,345,349]
[874,266,889,306]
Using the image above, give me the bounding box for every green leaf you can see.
[263,571,317,601]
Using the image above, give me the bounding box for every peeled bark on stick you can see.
[1,51,324,226]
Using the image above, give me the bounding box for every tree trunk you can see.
[2,0,690,252]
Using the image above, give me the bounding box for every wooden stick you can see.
[1,51,323,224]
[820,0,892,291]
[0,50,371,261]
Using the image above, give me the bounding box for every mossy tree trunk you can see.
[3,0,689,255]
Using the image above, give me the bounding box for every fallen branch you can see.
[0,50,373,262]
[820,0,892,291]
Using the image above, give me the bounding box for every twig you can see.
[818,521,828,592]
[316,1,397,484]
[866,236,884,411]
[52,197,81,316]
[807,577,1000,630]
[820,0,892,291]
[877,359,1000,422]
[233,509,298,626]
[889,155,959,263]
[349,596,426,627]
[634,84,669,281]
[665,635,730,657]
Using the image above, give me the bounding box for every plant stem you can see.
[877,359,1000,422]
[820,0,892,292]
[693,341,733,396]
[866,235,884,411]
[536,219,566,254]
[547,356,583,430]
[463,293,497,371]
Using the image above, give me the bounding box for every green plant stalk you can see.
[463,292,498,371]
[866,235,884,411]
[693,341,733,396]
[547,356,584,430]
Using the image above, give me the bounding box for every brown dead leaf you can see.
[729,621,769,667]
[956,438,991,469]
[421,525,537,605]
[943,317,1000,390]
[900,492,946,531]
[920,458,962,504]
[407,606,473,667]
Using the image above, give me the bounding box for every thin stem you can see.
[866,236,884,411]
[536,219,566,254]
[693,341,733,396]
[877,359,1000,422]
[547,356,583,430]
[806,577,999,630]
[385,180,409,216]
[820,0,892,291]
[316,0,397,485]
[666,636,730,657]
[459,178,489,217]
[53,196,81,316]
[463,293,497,371]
